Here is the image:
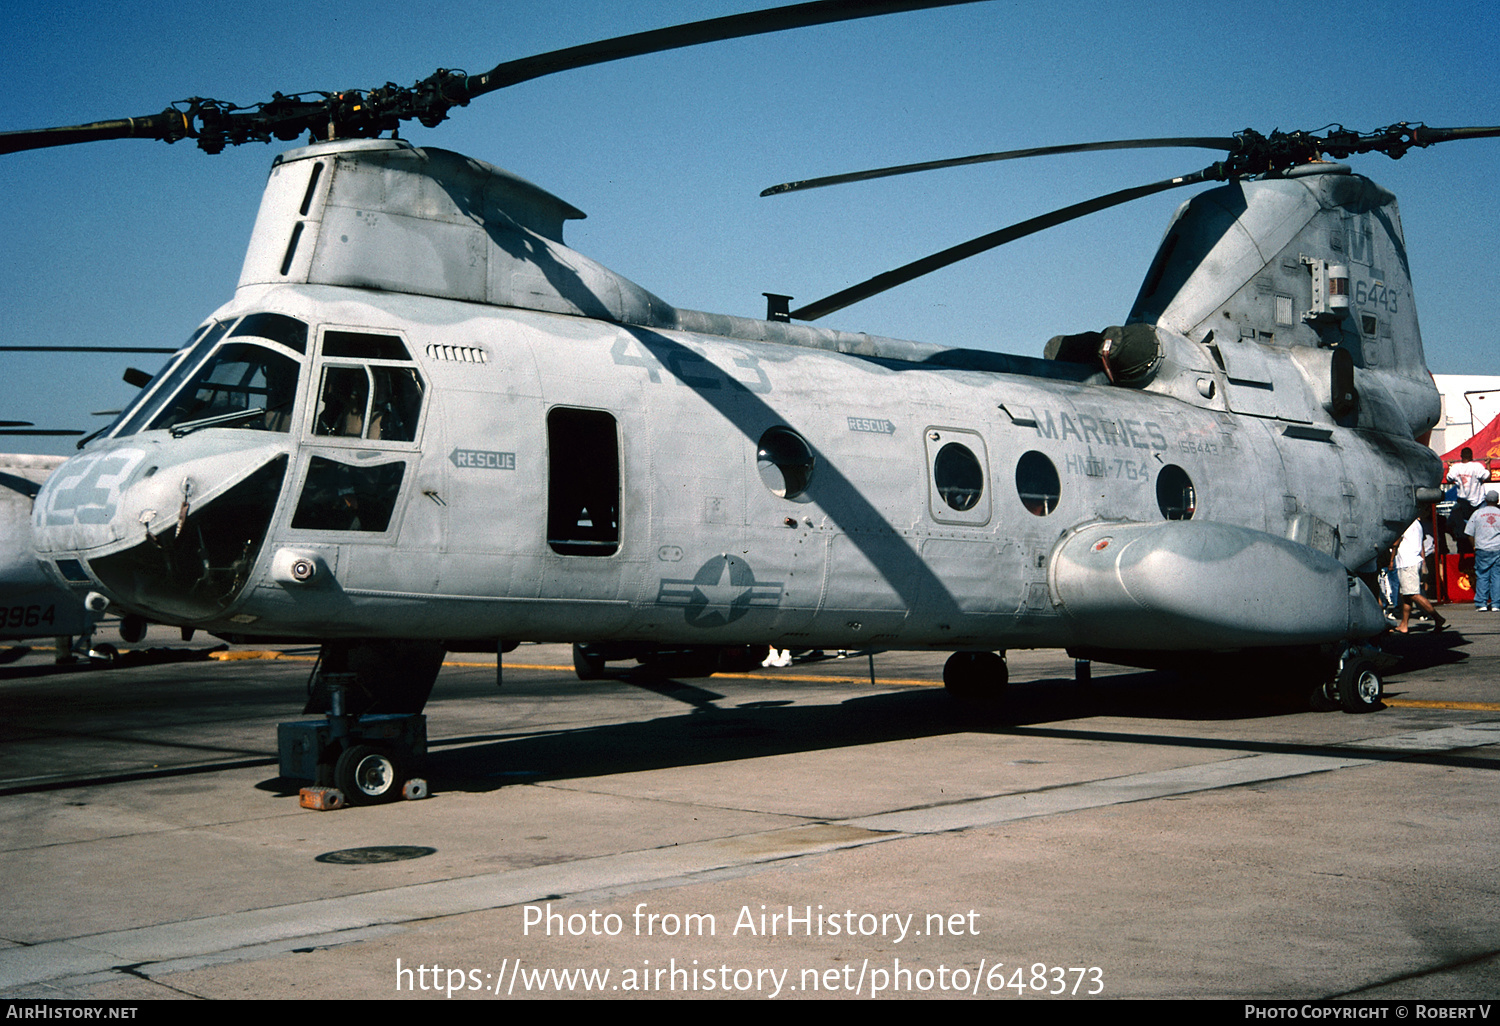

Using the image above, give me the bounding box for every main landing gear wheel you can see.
[1335,656,1383,713]
[334,744,406,805]
[573,643,607,680]
[718,644,771,673]
[943,651,1007,711]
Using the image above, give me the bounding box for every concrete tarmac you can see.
[0,609,1497,1001]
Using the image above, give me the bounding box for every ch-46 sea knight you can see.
[4,0,1492,802]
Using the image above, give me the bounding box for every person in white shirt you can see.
[1391,516,1447,633]
[1464,491,1500,611]
[1446,448,1491,546]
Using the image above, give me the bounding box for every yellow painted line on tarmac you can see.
[714,670,940,688]
[441,660,936,684]
[1384,698,1500,712]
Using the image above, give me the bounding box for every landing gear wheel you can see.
[718,645,771,673]
[573,643,607,681]
[1335,657,1383,713]
[943,651,1008,711]
[334,744,405,805]
[1308,681,1341,712]
[119,615,148,644]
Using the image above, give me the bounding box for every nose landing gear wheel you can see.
[1335,656,1383,713]
[335,744,405,805]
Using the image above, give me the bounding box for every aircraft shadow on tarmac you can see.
[0,644,230,678]
[248,660,1496,799]
[2,641,1483,800]
[1379,623,1471,677]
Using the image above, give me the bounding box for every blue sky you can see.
[2,0,1497,454]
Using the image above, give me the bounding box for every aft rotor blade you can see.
[792,166,1217,321]
[762,136,1238,196]
[465,0,988,96]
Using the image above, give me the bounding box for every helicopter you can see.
[4,0,1495,801]
[0,453,92,652]
[1,354,174,657]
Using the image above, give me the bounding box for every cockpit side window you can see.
[312,330,425,444]
[291,456,406,532]
[323,330,411,361]
[315,366,370,438]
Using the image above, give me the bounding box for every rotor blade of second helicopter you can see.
[791,166,1217,322]
[466,0,990,96]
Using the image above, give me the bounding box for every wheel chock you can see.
[300,786,346,811]
[402,777,429,801]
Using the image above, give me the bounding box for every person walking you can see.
[1392,516,1446,633]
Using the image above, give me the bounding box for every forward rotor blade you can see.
[0,111,190,156]
[1415,125,1500,144]
[763,136,1237,196]
[792,166,1217,321]
[465,0,988,97]
[3,2,991,154]
[0,345,178,353]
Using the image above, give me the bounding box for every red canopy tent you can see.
[1436,413,1500,603]
[1441,412,1500,464]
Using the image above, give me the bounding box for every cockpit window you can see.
[146,342,301,435]
[109,314,309,439]
[229,312,308,353]
[324,330,411,361]
[312,329,425,443]
[292,456,406,532]
[111,321,232,438]
[313,365,424,442]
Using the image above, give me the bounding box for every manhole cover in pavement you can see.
[315,845,436,865]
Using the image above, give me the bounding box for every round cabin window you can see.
[757,427,815,500]
[1016,451,1060,516]
[1156,464,1196,520]
[933,442,984,512]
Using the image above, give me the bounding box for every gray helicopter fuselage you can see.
[29,139,1438,657]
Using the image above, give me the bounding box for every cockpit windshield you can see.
[147,342,300,435]
[111,313,308,438]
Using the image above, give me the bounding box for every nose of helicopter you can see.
[32,439,290,623]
